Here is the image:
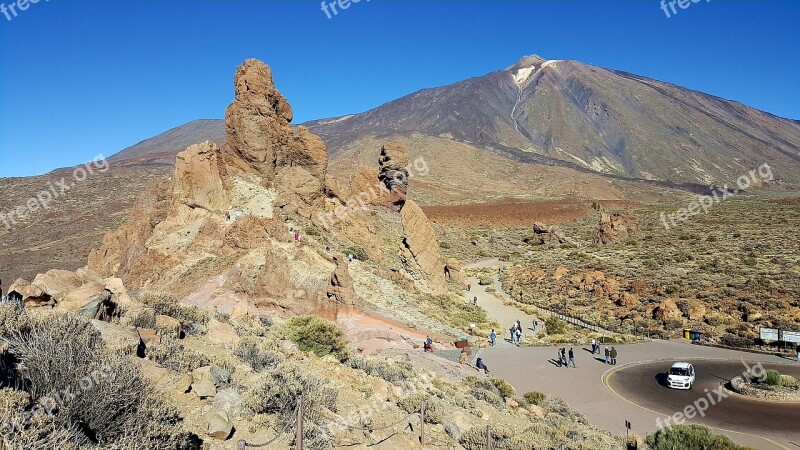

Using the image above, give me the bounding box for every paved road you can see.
[607,359,800,448]
[481,340,800,449]
[463,275,538,348]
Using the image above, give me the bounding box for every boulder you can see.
[653,298,682,321]
[203,408,232,440]
[206,319,240,346]
[8,279,53,308]
[103,277,134,308]
[59,281,112,319]
[90,320,142,355]
[137,327,161,346]
[191,366,218,399]
[532,222,569,245]
[213,388,246,419]
[155,315,181,339]
[31,269,82,302]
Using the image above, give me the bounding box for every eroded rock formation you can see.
[596,212,639,244]
[378,144,409,212]
[399,200,447,294]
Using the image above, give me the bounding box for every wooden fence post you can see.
[296,395,303,450]
[420,401,426,447]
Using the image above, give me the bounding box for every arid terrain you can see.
[1,54,798,450]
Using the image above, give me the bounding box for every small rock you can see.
[155,315,182,339]
[203,408,232,440]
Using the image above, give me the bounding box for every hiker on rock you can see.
[610,347,618,365]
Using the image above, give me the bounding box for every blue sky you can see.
[1,0,798,177]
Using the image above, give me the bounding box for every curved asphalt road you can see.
[606,359,800,447]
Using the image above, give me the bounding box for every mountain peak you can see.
[508,54,547,70]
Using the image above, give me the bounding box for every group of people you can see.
[556,347,576,368]
[509,320,523,345]
[604,346,618,365]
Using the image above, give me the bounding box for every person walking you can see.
[604,347,610,365]
[568,348,576,368]
[556,348,562,367]
[459,348,469,365]
[560,348,567,368]
[515,327,522,346]
[489,329,496,347]
[473,296,478,305]
[467,283,471,291]
[796,344,799,363]
[610,347,618,365]
[591,338,597,354]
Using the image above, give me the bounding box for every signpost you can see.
[782,330,800,344]
[760,327,779,341]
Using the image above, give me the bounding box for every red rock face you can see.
[596,212,639,244]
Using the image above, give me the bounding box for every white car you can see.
[667,362,695,390]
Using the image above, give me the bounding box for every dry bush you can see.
[3,312,200,449]
[245,361,337,428]
[139,292,209,334]
[347,355,413,385]
[279,316,348,359]
[147,337,211,373]
[233,337,282,372]
[397,392,443,424]
[464,376,514,406]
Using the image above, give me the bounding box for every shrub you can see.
[645,424,748,450]
[756,369,782,386]
[439,241,451,249]
[245,361,337,428]
[522,391,547,406]
[139,292,209,334]
[147,337,211,373]
[345,245,368,261]
[780,375,799,389]
[397,393,443,424]
[544,316,566,335]
[279,316,348,359]
[347,355,413,385]
[464,377,514,406]
[3,313,199,449]
[478,276,493,286]
[233,337,282,372]
[304,226,320,236]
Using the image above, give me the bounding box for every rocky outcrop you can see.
[225,59,327,215]
[7,279,52,308]
[399,200,447,294]
[173,141,229,213]
[58,281,113,320]
[532,222,569,245]
[326,255,357,305]
[378,144,409,212]
[596,212,638,244]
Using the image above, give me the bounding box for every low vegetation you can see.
[278,315,348,360]
[645,424,749,450]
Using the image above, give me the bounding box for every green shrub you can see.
[645,424,748,450]
[757,369,782,386]
[280,315,348,359]
[397,393,443,424]
[544,316,566,335]
[304,226,320,236]
[478,276,493,286]
[345,245,368,261]
[464,377,514,406]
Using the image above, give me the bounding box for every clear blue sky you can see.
[1,0,798,177]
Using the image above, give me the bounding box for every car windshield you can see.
[670,368,689,376]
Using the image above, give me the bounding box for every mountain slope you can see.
[109,119,225,165]
[307,55,800,185]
